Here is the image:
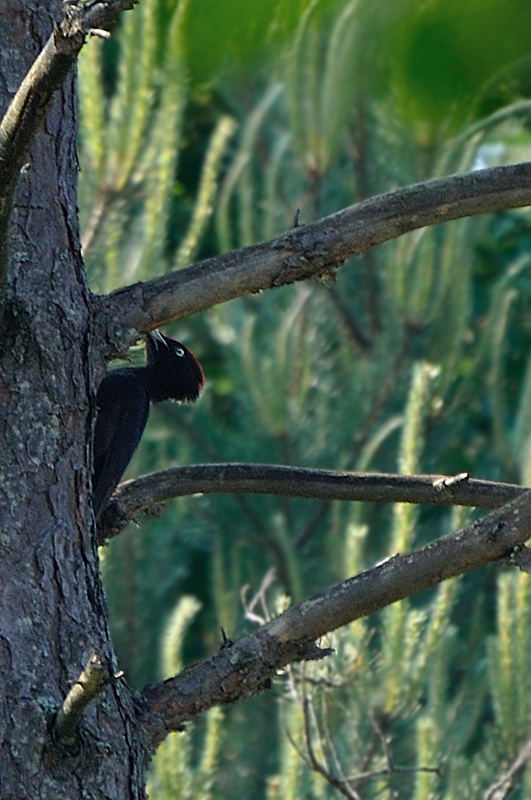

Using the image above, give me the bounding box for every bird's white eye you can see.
[175,347,185,357]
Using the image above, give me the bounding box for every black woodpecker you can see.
[92,330,204,517]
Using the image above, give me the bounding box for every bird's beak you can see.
[149,329,166,345]
[146,329,168,349]
[145,330,168,362]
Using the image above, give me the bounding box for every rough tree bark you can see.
[0,3,149,797]
[2,2,531,798]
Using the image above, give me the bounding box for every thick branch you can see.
[97,463,524,542]
[98,162,531,332]
[0,0,136,306]
[138,490,531,750]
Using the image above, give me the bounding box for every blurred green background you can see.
[78,0,531,796]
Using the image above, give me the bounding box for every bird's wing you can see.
[92,371,150,516]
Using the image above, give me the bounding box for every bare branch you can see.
[0,0,136,308]
[301,692,362,800]
[54,651,109,745]
[138,491,531,749]
[138,631,327,751]
[241,567,277,625]
[98,162,531,333]
[96,463,523,541]
[483,739,531,800]
[369,712,441,780]
[266,489,531,643]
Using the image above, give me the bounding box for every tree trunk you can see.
[0,3,147,796]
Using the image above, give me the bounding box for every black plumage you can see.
[92,330,204,517]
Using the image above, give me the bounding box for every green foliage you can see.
[79,0,531,797]
[78,0,234,289]
[147,596,224,800]
[79,0,186,289]
[181,0,340,85]
[386,0,531,137]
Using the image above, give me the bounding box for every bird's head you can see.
[145,330,204,404]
